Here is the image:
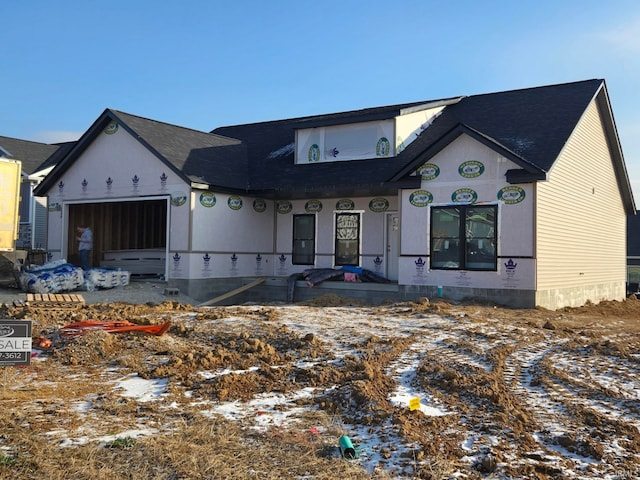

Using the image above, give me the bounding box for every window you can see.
[292,214,315,265]
[295,120,395,164]
[431,205,497,270]
[335,212,360,266]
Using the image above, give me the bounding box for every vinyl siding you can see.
[33,197,47,250]
[536,97,626,290]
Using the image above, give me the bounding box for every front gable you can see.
[34,109,247,198]
[47,119,187,200]
[400,133,535,257]
[418,133,526,195]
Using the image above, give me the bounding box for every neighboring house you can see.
[0,136,74,250]
[33,79,635,309]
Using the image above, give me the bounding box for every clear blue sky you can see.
[2,1,640,200]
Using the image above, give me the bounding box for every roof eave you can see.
[34,109,193,196]
[505,169,547,183]
[249,177,420,200]
[595,82,636,215]
[389,124,546,182]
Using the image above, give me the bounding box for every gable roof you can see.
[0,136,71,175]
[390,79,626,184]
[211,100,464,198]
[34,79,635,213]
[211,79,634,211]
[35,109,248,195]
[109,110,248,189]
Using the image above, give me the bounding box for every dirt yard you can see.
[0,290,639,479]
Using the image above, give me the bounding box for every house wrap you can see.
[34,79,635,309]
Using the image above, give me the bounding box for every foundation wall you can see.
[171,277,538,308]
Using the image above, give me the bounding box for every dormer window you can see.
[294,103,447,165]
[295,120,395,164]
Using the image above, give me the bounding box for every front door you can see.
[386,212,399,281]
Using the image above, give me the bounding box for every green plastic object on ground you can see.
[338,435,357,459]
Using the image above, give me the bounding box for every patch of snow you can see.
[267,142,295,159]
[203,387,318,429]
[115,373,168,402]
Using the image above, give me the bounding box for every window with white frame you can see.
[335,212,361,266]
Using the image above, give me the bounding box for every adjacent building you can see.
[0,136,74,251]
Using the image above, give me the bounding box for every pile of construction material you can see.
[18,260,130,294]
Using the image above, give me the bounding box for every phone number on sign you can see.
[0,352,28,360]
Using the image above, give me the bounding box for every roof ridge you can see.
[465,78,603,99]
[212,97,462,130]
[0,135,59,147]
[109,109,229,139]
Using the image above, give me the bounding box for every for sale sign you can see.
[0,320,32,366]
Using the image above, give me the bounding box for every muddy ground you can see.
[1,289,639,479]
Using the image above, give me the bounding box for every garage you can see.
[65,198,168,277]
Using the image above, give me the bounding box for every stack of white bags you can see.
[19,260,130,294]
[84,268,131,290]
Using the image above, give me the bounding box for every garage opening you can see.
[67,199,168,278]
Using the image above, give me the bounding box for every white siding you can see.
[536,98,626,293]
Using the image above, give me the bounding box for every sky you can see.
[2,0,640,199]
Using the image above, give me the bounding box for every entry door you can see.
[386,213,399,281]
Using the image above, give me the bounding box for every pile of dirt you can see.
[2,295,640,479]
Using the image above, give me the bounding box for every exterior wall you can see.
[174,277,536,308]
[171,192,275,280]
[398,134,536,302]
[174,194,399,302]
[43,124,189,266]
[536,98,627,308]
[274,196,396,276]
[16,179,33,249]
[294,105,445,164]
[296,120,395,164]
[395,106,445,153]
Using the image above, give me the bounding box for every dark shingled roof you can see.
[210,100,448,198]
[0,136,68,174]
[109,111,248,189]
[212,79,608,198]
[35,79,634,213]
[36,110,248,194]
[393,80,605,176]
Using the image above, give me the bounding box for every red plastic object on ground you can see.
[60,320,171,338]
